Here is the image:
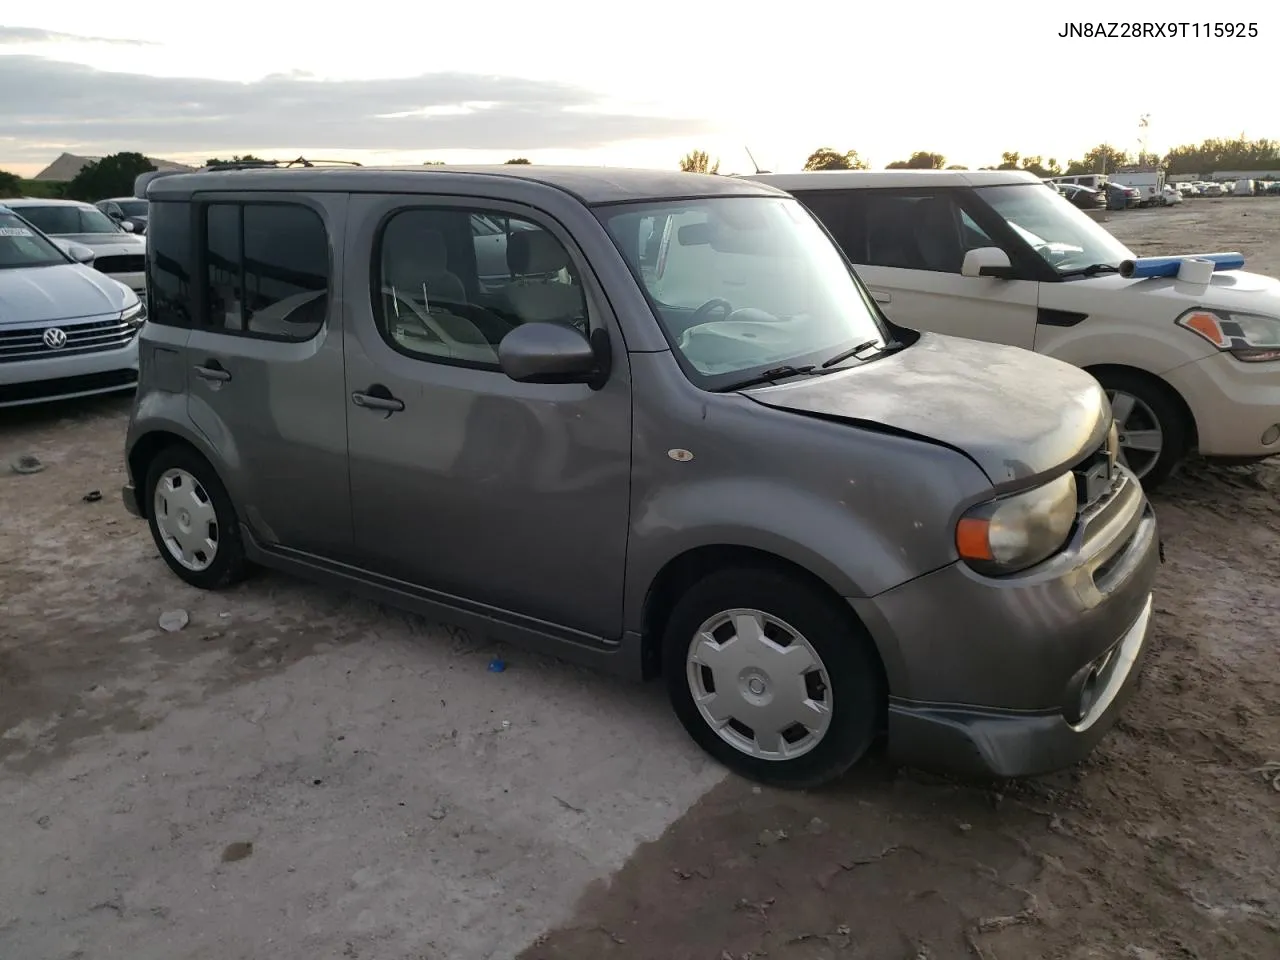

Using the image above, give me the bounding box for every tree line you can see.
[678,135,1280,177]
[0,153,538,202]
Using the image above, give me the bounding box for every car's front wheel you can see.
[1094,368,1190,490]
[145,445,249,590]
[663,566,884,789]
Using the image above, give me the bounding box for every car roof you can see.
[140,164,788,206]
[741,169,1044,190]
[4,197,95,208]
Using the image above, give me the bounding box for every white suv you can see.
[745,169,1280,488]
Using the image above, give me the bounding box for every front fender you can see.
[623,476,945,624]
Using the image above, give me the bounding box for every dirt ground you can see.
[3,197,1278,960]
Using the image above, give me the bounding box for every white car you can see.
[0,204,144,407]
[742,169,1280,488]
[1160,184,1183,205]
[3,198,146,295]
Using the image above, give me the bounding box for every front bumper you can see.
[1162,350,1280,458]
[851,467,1161,778]
[886,594,1152,777]
[0,335,139,407]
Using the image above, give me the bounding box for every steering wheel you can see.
[689,298,733,325]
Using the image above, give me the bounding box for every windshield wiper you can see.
[820,337,900,369]
[717,364,816,392]
[1057,263,1120,278]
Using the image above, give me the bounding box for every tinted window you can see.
[859,193,983,274]
[205,204,242,330]
[12,205,81,234]
[375,208,587,369]
[146,201,195,327]
[791,190,867,263]
[197,202,329,341]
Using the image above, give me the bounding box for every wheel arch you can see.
[127,430,213,519]
[639,544,891,699]
[1084,362,1199,450]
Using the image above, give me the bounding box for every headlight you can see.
[1175,308,1280,363]
[122,300,145,325]
[955,472,1077,575]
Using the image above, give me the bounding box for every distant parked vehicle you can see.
[3,198,146,294]
[1104,183,1141,210]
[1201,182,1225,197]
[1160,184,1183,205]
[1109,171,1165,207]
[1232,179,1257,197]
[96,197,150,235]
[0,204,144,407]
[1058,183,1102,209]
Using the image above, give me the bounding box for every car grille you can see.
[94,254,146,274]
[0,316,139,363]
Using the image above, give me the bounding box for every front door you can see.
[342,193,633,640]
[797,188,1041,351]
[184,193,354,560]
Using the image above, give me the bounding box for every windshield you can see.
[0,211,69,269]
[974,183,1134,274]
[117,200,149,218]
[598,196,888,387]
[15,204,122,236]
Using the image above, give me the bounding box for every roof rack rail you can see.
[203,156,363,171]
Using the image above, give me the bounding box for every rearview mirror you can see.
[52,238,96,264]
[961,246,1014,279]
[499,322,604,386]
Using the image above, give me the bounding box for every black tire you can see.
[662,566,884,790]
[1093,368,1190,491]
[144,445,249,590]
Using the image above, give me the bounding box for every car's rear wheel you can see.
[663,566,884,789]
[1094,369,1190,490]
[145,446,249,590]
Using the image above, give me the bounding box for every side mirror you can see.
[52,238,97,264]
[961,246,1014,279]
[498,322,605,386]
[121,220,136,233]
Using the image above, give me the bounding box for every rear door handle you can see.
[352,387,405,413]
[870,289,892,304]
[194,363,231,382]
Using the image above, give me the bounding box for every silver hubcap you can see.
[1106,389,1164,479]
[153,468,219,572]
[686,608,833,761]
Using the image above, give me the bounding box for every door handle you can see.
[870,290,892,304]
[194,363,231,382]
[352,387,405,413]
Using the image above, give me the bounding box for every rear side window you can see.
[146,201,196,328]
[199,202,329,341]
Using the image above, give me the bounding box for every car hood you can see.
[0,263,136,325]
[51,233,146,254]
[742,332,1110,486]
[1063,268,1280,315]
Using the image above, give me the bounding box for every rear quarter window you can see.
[146,201,196,327]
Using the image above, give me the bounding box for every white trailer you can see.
[1109,170,1166,206]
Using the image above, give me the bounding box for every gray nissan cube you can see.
[121,163,1160,787]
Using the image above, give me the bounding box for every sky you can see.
[0,3,1272,178]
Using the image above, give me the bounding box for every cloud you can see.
[0,27,154,46]
[0,55,713,160]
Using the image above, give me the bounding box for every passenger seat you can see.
[503,231,586,325]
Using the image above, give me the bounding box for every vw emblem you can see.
[43,327,68,350]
